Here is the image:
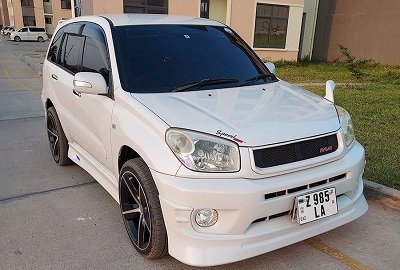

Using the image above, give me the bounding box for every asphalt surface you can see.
[0,37,399,270]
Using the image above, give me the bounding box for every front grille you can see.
[253,134,338,168]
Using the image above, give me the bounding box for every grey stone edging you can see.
[363,179,400,201]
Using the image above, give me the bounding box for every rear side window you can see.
[47,28,65,63]
[31,27,46,32]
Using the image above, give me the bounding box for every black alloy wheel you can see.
[46,107,73,166]
[47,111,60,163]
[119,158,168,258]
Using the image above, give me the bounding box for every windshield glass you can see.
[113,24,276,93]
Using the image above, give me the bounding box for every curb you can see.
[363,179,400,201]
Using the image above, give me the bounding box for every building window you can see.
[45,17,52,24]
[200,0,209,18]
[61,0,71,9]
[253,4,289,49]
[123,0,168,14]
[23,16,36,26]
[21,0,34,7]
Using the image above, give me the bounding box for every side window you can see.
[47,22,84,64]
[81,23,110,85]
[62,34,84,74]
[19,28,28,32]
[47,28,65,63]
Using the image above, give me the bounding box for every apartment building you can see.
[3,0,72,34]
[72,0,305,61]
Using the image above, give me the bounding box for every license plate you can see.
[294,187,338,225]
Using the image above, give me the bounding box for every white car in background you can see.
[41,14,368,267]
[10,26,48,42]
[1,26,14,35]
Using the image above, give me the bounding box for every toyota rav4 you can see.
[41,15,368,266]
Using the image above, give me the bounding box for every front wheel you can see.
[38,36,44,42]
[14,36,21,42]
[119,158,168,259]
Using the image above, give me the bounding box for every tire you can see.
[14,36,20,42]
[46,107,73,166]
[38,36,44,42]
[119,158,168,259]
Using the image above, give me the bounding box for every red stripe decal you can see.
[233,138,244,143]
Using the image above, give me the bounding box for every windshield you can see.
[113,24,277,93]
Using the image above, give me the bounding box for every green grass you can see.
[275,62,400,189]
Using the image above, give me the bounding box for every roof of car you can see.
[77,14,225,27]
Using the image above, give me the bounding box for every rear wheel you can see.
[37,36,44,42]
[119,158,168,259]
[46,107,73,166]
[14,36,21,42]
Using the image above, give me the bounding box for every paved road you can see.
[0,37,399,270]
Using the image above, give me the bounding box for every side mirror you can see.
[324,80,336,103]
[264,62,276,75]
[73,72,108,95]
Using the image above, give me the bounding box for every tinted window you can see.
[113,25,274,93]
[254,4,289,49]
[81,24,110,85]
[62,34,84,74]
[19,28,28,32]
[47,28,65,63]
[30,27,46,32]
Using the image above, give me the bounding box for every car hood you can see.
[131,81,340,147]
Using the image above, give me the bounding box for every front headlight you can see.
[336,106,355,146]
[166,128,240,172]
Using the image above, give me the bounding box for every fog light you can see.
[195,209,218,227]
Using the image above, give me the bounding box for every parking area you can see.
[0,36,399,270]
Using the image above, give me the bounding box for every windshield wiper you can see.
[172,78,239,92]
[240,73,277,87]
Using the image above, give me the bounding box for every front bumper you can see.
[152,141,368,266]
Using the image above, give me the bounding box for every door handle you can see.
[73,89,81,97]
[51,74,58,80]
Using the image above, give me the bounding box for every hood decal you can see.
[216,130,245,144]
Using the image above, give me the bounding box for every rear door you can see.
[44,23,85,142]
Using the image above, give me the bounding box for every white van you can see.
[10,27,48,42]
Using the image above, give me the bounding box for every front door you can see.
[72,23,114,172]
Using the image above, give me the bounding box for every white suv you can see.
[10,26,48,42]
[41,15,368,266]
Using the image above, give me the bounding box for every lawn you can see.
[274,61,400,189]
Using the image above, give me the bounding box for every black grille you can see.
[253,134,338,168]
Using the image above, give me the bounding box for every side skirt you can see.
[68,142,119,203]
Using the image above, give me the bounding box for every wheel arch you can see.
[45,98,54,110]
[118,145,141,174]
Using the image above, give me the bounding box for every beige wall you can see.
[169,0,199,17]
[9,0,22,28]
[1,0,9,26]
[93,0,123,14]
[209,0,227,23]
[33,0,45,27]
[52,0,72,22]
[328,0,400,65]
